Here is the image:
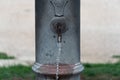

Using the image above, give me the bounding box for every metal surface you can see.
[32,62,83,75]
[32,0,84,80]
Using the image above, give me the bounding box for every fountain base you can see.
[32,62,84,76]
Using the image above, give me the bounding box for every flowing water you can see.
[56,42,62,80]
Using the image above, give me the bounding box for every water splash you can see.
[56,42,62,80]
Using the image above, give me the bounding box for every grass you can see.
[0,52,15,59]
[0,63,120,80]
[112,55,120,59]
[81,62,120,80]
[0,65,35,80]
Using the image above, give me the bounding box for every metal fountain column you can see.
[32,0,84,80]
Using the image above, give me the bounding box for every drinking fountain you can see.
[32,0,84,80]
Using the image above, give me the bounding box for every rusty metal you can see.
[33,63,83,75]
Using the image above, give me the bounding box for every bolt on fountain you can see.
[32,0,84,80]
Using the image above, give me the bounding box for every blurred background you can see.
[0,0,35,66]
[0,0,120,66]
[81,0,120,63]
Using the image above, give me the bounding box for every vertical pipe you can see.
[32,0,84,80]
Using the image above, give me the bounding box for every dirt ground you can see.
[0,0,120,66]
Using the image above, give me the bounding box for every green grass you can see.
[112,55,120,59]
[0,63,120,80]
[0,52,15,59]
[81,62,120,80]
[0,65,35,80]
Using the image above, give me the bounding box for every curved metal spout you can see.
[50,17,67,34]
[50,17,68,43]
[55,23,63,43]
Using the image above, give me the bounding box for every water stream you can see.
[56,42,62,80]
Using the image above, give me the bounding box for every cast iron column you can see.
[32,0,84,80]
